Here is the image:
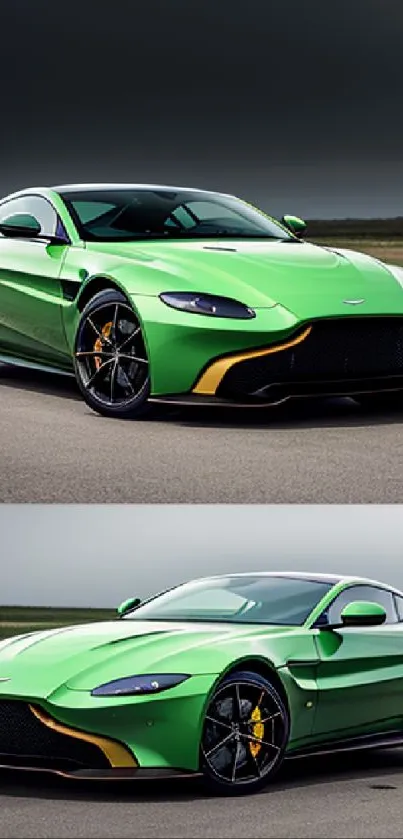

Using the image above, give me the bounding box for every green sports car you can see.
[1,571,403,794]
[2,184,403,418]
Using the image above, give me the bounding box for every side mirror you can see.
[340,601,387,627]
[0,213,41,239]
[281,214,307,238]
[117,597,141,617]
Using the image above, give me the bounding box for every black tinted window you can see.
[318,585,397,625]
[0,195,59,238]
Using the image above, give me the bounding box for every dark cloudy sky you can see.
[1,0,403,217]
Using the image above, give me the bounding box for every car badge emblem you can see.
[0,677,10,683]
[342,299,365,305]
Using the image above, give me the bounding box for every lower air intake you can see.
[218,317,403,400]
[0,701,110,772]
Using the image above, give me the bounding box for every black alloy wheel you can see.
[200,670,289,795]
[74,289,151,419]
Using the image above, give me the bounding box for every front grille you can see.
[0,701,110,772]
[218,317,403,400]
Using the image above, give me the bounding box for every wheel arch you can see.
[219,657,290,718]
[76,275,131,312]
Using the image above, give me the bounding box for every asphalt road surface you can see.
[1,364,403,503]
[1,749,403,838]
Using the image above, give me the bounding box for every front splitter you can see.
[149,375,403,409]
[0,760,200,782]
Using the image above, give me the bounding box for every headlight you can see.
[91,673,190,696]
[159,291,255,319]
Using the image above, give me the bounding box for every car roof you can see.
[217,571,344,584]
[193,571,403,595]
[51,183,229,196]
[0,184,233,206]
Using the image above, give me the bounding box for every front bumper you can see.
[0,675,216,777]
[137,301,403,404]
[132,294,300,396]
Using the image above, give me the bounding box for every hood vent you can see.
[202,246,237,252]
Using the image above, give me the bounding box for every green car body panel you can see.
[2,184,403,410]
[1,573,403,781]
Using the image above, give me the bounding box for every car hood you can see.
[0,619,300,699]
[89,239,403,317]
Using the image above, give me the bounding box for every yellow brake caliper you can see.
[249,705,264,758]
[94,322,113,370]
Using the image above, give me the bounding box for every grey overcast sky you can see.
[1,505,403,608]
[1,0,403,217]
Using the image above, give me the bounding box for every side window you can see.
[394,595,403,621]
[320,585,398,625]
[0,195,61,238]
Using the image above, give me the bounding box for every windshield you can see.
[123,575,332,626]
[58,188,295,243]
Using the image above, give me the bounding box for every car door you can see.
[312,584,403,740]
[0,194,71,367]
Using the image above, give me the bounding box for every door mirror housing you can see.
[0,213,41,239]
[117,597,141,617]
[340,600,387,627]
[281,214,307,238]
[318,600,387,630]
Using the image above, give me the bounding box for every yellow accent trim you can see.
[192,326,313,395]
[29,704,137,769]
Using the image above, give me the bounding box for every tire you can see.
[73,289,151,419]
[200,670,289,795]
[353,391,403,412]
